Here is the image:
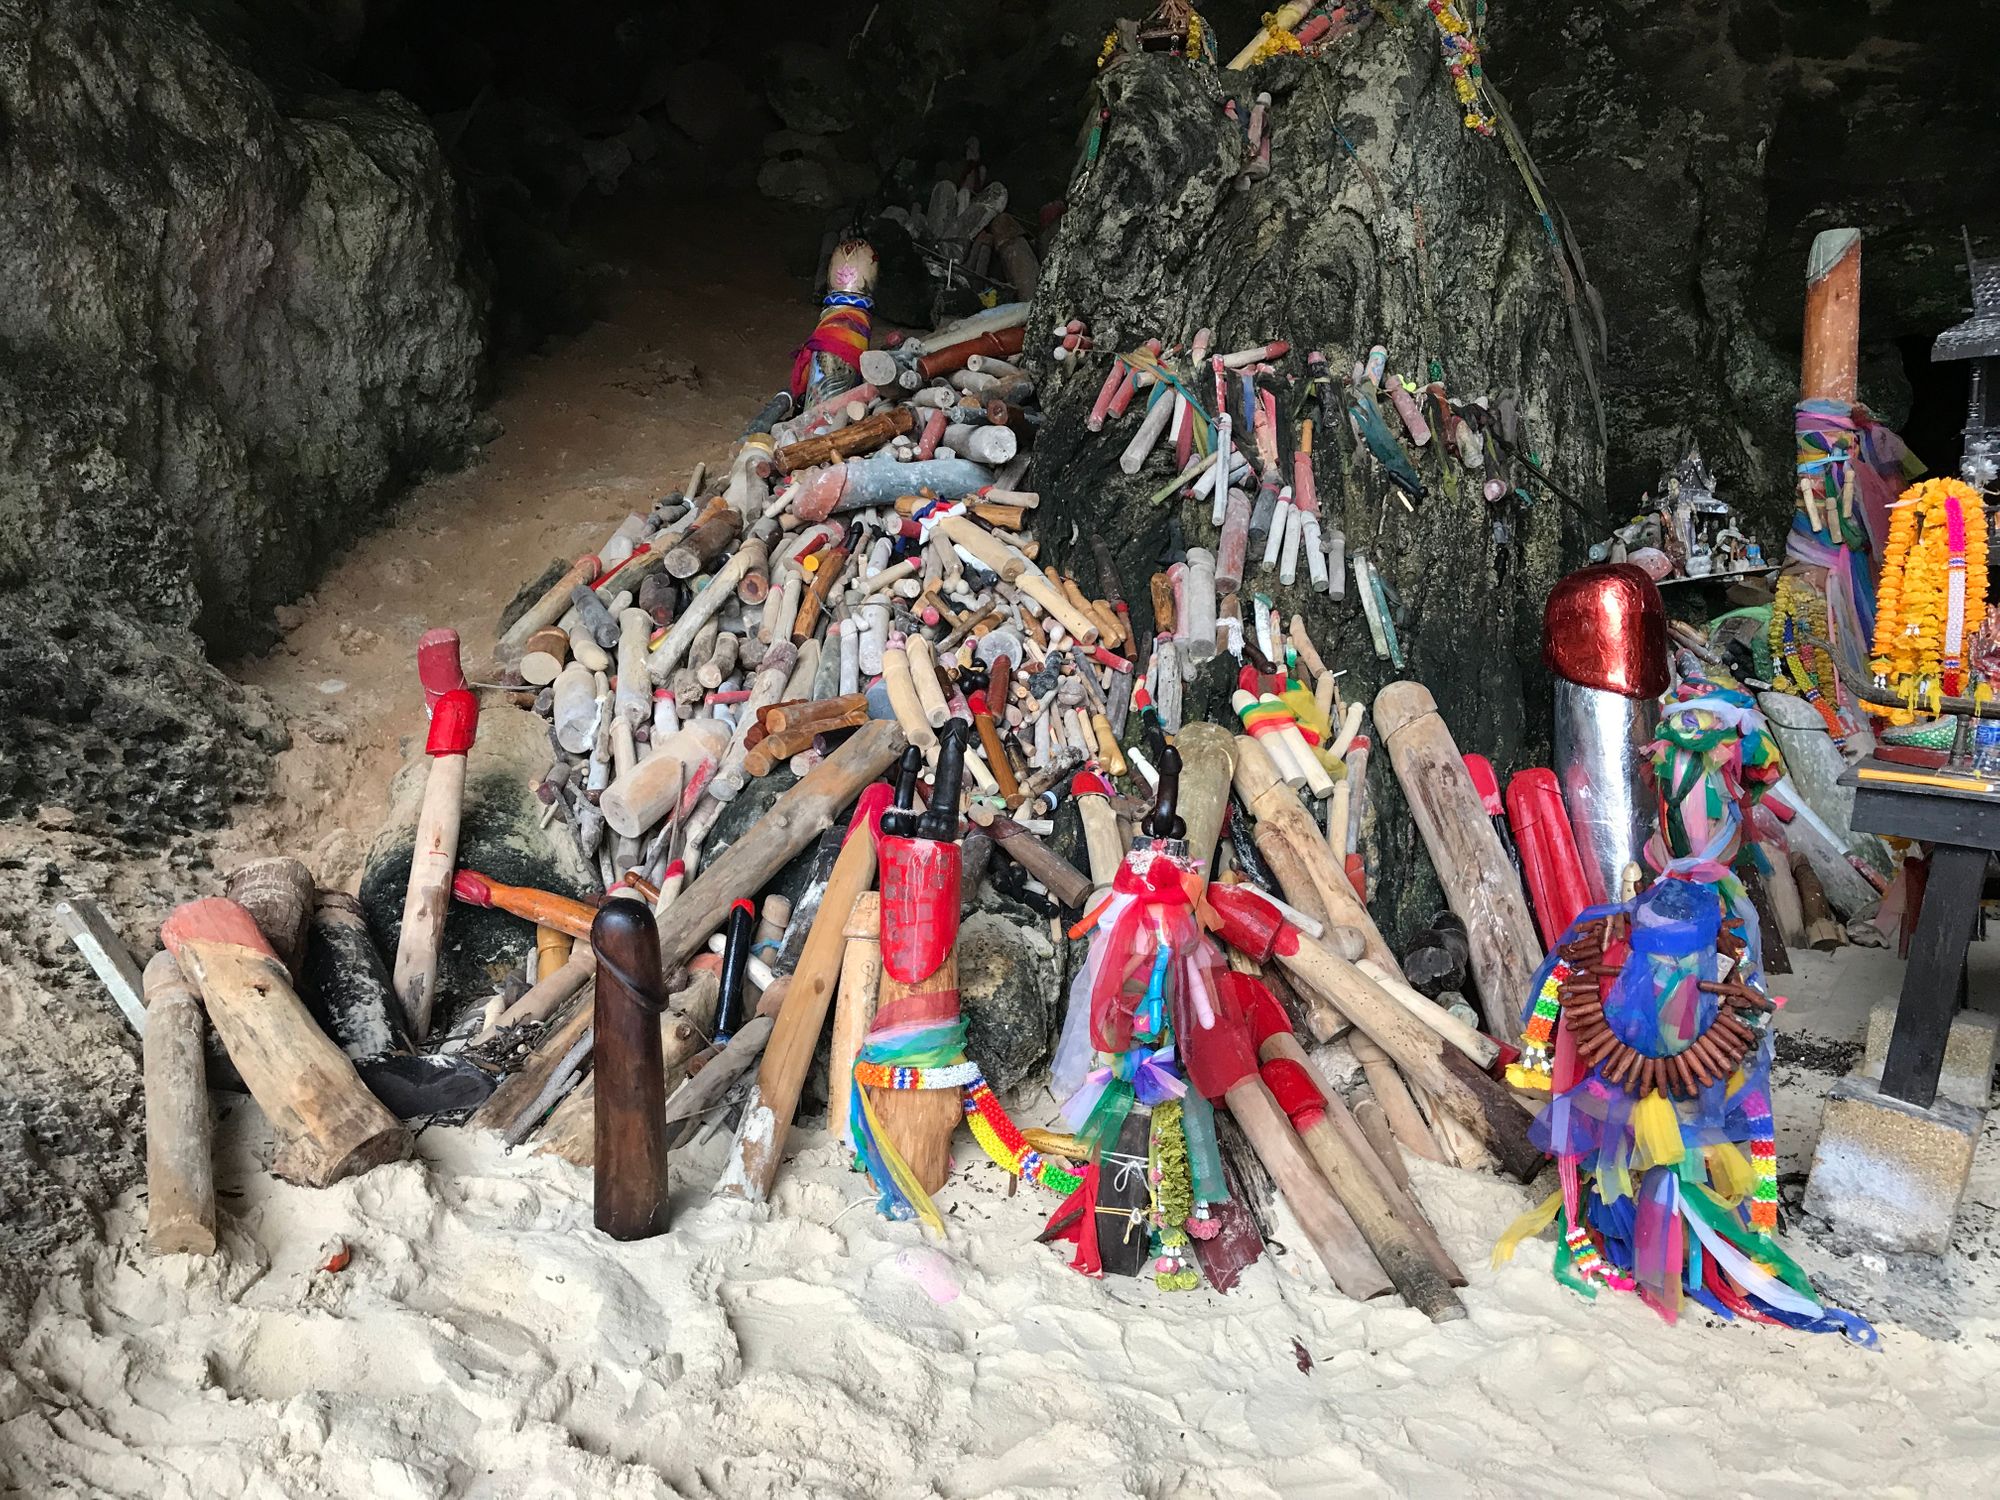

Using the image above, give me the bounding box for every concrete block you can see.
[1804,1074,1983,1256]
[1861,1001,1999,1111]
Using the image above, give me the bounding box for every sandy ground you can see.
[3,958,1997,1499]
[8,200,2000,1498]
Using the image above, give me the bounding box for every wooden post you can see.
[162,898,410,1187]
[827,892,883,1153]
[591,899,670,1240]
[393,689,479,1039]
[142,952,216,1255]
[1373,682,1541,1046]
[718,784,891,1201]
[1800,228,1861,404]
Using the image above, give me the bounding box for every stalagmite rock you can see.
[1030,40,1605,941]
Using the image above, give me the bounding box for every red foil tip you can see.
[426,689,479,756]
[1234,974,1293,1048]
[1259,1057,1325,1127]
[417,628,468,710]
[450,869,493,906]
[1204,882,1289,962]
[1542,564,1669,699]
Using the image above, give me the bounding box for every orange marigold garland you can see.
[1869,477,1988,718]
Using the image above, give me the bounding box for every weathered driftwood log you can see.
[496,554,599,666]
[162,898,410,1186]
[1373,682,1540,1046]
[826,891,882,1154]
[717,784,890,1201]
[1207,884,1541,1182]
[656,719,907,968]
[142,952,216,1255]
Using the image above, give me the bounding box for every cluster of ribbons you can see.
[1047,844,1230,1280]
[786,292,873,401]
[1498,667,1873,1341]
[1788,399,1924,722]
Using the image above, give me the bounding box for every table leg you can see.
[1880,843,1988,1109]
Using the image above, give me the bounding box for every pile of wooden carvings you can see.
[87,256,1565,1328]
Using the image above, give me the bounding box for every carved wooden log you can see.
[142,952,216,1255]
[223,857,318,982]
[775,407,916,473]
[916,326,1026,380]
[664,502,745,579]
[162,899,410,1186]
[591,899,670,1239]
[600,719,731,838]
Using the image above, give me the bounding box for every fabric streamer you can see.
[849,1010,1080,1232]
[1049,839,1230,1280]
[1495,660,1874,1344]
[788,292,873,401]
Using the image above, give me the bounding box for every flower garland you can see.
[1149,1101,1200,1290]
[1870,477,1989,717]
[1425,0,1496,136]
[1244,9,1305,62]
[1769,574,1847,745]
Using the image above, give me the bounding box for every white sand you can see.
[6,950,2000,1500]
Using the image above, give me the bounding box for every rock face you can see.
[959,900,1063,1094]
[0,0,485,1283]
[1030,38,1606,941]
[1490,0,2000,525]
[0,0,486,650]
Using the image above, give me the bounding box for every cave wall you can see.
[0,0,486,1281]
[1490,0,2000,532]
[1,0,488,651]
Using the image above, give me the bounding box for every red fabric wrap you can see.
[426,689,479,757]
[870,986,961,1032]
